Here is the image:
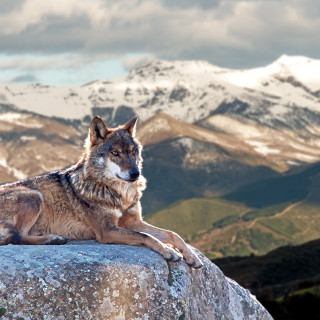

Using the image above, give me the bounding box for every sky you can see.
[0,0,319,86]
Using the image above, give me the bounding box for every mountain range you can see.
[1,55,320,257]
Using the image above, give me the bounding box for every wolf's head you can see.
[83,116,142,183]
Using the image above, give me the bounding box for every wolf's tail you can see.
[0,222,22,245]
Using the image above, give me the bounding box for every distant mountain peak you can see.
[267,55,320,88]
[129,59,223,80]
[274,54,314,67]
[137,58,217,70]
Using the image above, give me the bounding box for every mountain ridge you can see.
[1,55,320,125]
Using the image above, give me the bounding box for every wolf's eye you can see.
[132,149,137,156]
[111,150,119,157]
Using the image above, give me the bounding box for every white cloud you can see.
[0,0,320,83]
[0,0,285,56]
[0,0,107,36]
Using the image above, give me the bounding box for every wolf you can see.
[0,116,202,268]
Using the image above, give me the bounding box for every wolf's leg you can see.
[0,221,22,245]
[0,189,67,245]
[10,190,45,235]
[94,226,183,262]
[19,234,68,245]
[120,219,203,269]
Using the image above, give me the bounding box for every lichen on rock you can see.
[0,241,273,319]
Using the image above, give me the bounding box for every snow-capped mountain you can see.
[1,55,320,126]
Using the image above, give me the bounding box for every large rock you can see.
[0,242,272,320]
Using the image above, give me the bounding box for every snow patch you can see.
[0,112,24,122]
[247,141,280,156]
[269,105,288,115]
[20,136,36,142]
[287,160,301,166]
[0,157,27,180]
[295,153,318,161]
[0,112,43,128]
[207,115,263,138]
[173,137,194,153]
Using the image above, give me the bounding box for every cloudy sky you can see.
[0,0,319,86]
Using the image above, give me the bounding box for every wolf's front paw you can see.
[44,235,68,245]
[189,257,203,269]
[185,250,203,269]
[163,245,183,262]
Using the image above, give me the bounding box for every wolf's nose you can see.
[129,169,140,180]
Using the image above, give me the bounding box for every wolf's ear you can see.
[89,116,108,145]
[122,115,138,137]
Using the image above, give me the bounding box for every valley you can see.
[147,162,320,258]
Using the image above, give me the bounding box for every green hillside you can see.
[145,197,291,258]
[145,198,248,241]
[145,163,320,258]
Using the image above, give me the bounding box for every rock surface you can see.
[0,241,273,320]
